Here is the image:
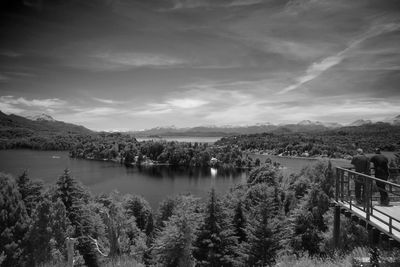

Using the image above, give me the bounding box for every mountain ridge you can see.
[0,111,93,135]
[130,115,400,137]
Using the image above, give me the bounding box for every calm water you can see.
[0,149,246,208]
[136,136,222,143]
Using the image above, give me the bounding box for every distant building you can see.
[210,157,218,165]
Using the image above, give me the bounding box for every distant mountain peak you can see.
[297,120,313,125]
[349,119,372,126]
[297,120,327,126]
[26,113,56,122]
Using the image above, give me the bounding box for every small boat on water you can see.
[52,155,61,159]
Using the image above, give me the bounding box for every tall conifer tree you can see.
[193,189,241,267]
[54,169,99,267]
[0,173,29,267]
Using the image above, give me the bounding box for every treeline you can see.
[2,161,390,267]
[216,123,400,158]
[69,133,254,168]
[0,131,88,150]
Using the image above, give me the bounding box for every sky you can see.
[0,0,399,131]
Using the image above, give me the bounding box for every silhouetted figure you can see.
[370,148,390,206]
[351,148,370,205]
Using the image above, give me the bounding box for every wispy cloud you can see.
[170,0,263,9]
[0,96,66,108]
[166,98,209,109]
[89,52,185,71]
[0,95,67,115]
[135,95,208,115]
[72,107,126,116]
[92,97,125,104]
[279,20,400,94]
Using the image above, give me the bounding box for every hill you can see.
[0,111,92,135]
[0,111,93,150]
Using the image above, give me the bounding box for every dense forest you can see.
[2,161,399,267]
[69,133,251,168]
[216,123,400,158]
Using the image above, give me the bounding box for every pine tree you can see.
[288,185,330,256]
[156,197,176,229]
[233,201,247,243]
[16,171,43,217]
[0,173,29,267]
[54,169,99,267]
[245,201,280,266]
[193,189,241,267]
[124,194,153,234]
[26,199,53,265]
[152,215,194,267]
[152,194,202,267]
[50,199,72,260]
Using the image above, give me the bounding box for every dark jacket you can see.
[370,154,389,179]
[351,154,370,175]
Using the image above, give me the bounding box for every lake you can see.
[0,149,246,208]
[136,136,222,143]
[2,149,378,208]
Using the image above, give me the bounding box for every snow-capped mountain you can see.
[349,119,372,126]
[26,113,56,122]
[384,115,400,125]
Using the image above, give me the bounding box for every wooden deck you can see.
[337,201,400,242]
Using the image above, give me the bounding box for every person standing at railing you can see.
[351,148,370,205]
[370,148,390,206]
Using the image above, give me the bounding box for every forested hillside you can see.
[2,161,399,267]
[0,111,93,150]
[216,123,400,158]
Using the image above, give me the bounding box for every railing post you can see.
[340,170,344,200]
[365,178,370,221]
[347,172,351,205]
[335,169,340,202]
[333,205,341,248]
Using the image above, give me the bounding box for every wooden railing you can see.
[335,167,400,239]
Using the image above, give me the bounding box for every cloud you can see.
[0,95,67,115]
[166,98,208,109]
[135,96,208,115]
[279,20,400,94]
[0,96,66,108]
[89,52,185,71]
[0,102,26,114]
[170,0,263,9]
[92,97,125,104]
[73,107,125,116]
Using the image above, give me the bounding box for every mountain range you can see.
[130,115,400,137]
[0,111,399,137]
[0,111,92,136]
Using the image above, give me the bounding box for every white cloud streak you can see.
[279,21,400,94]
[0,96,66,108]
[90,52,184,71]
[92,97,125,104]
[171,0,263,9]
